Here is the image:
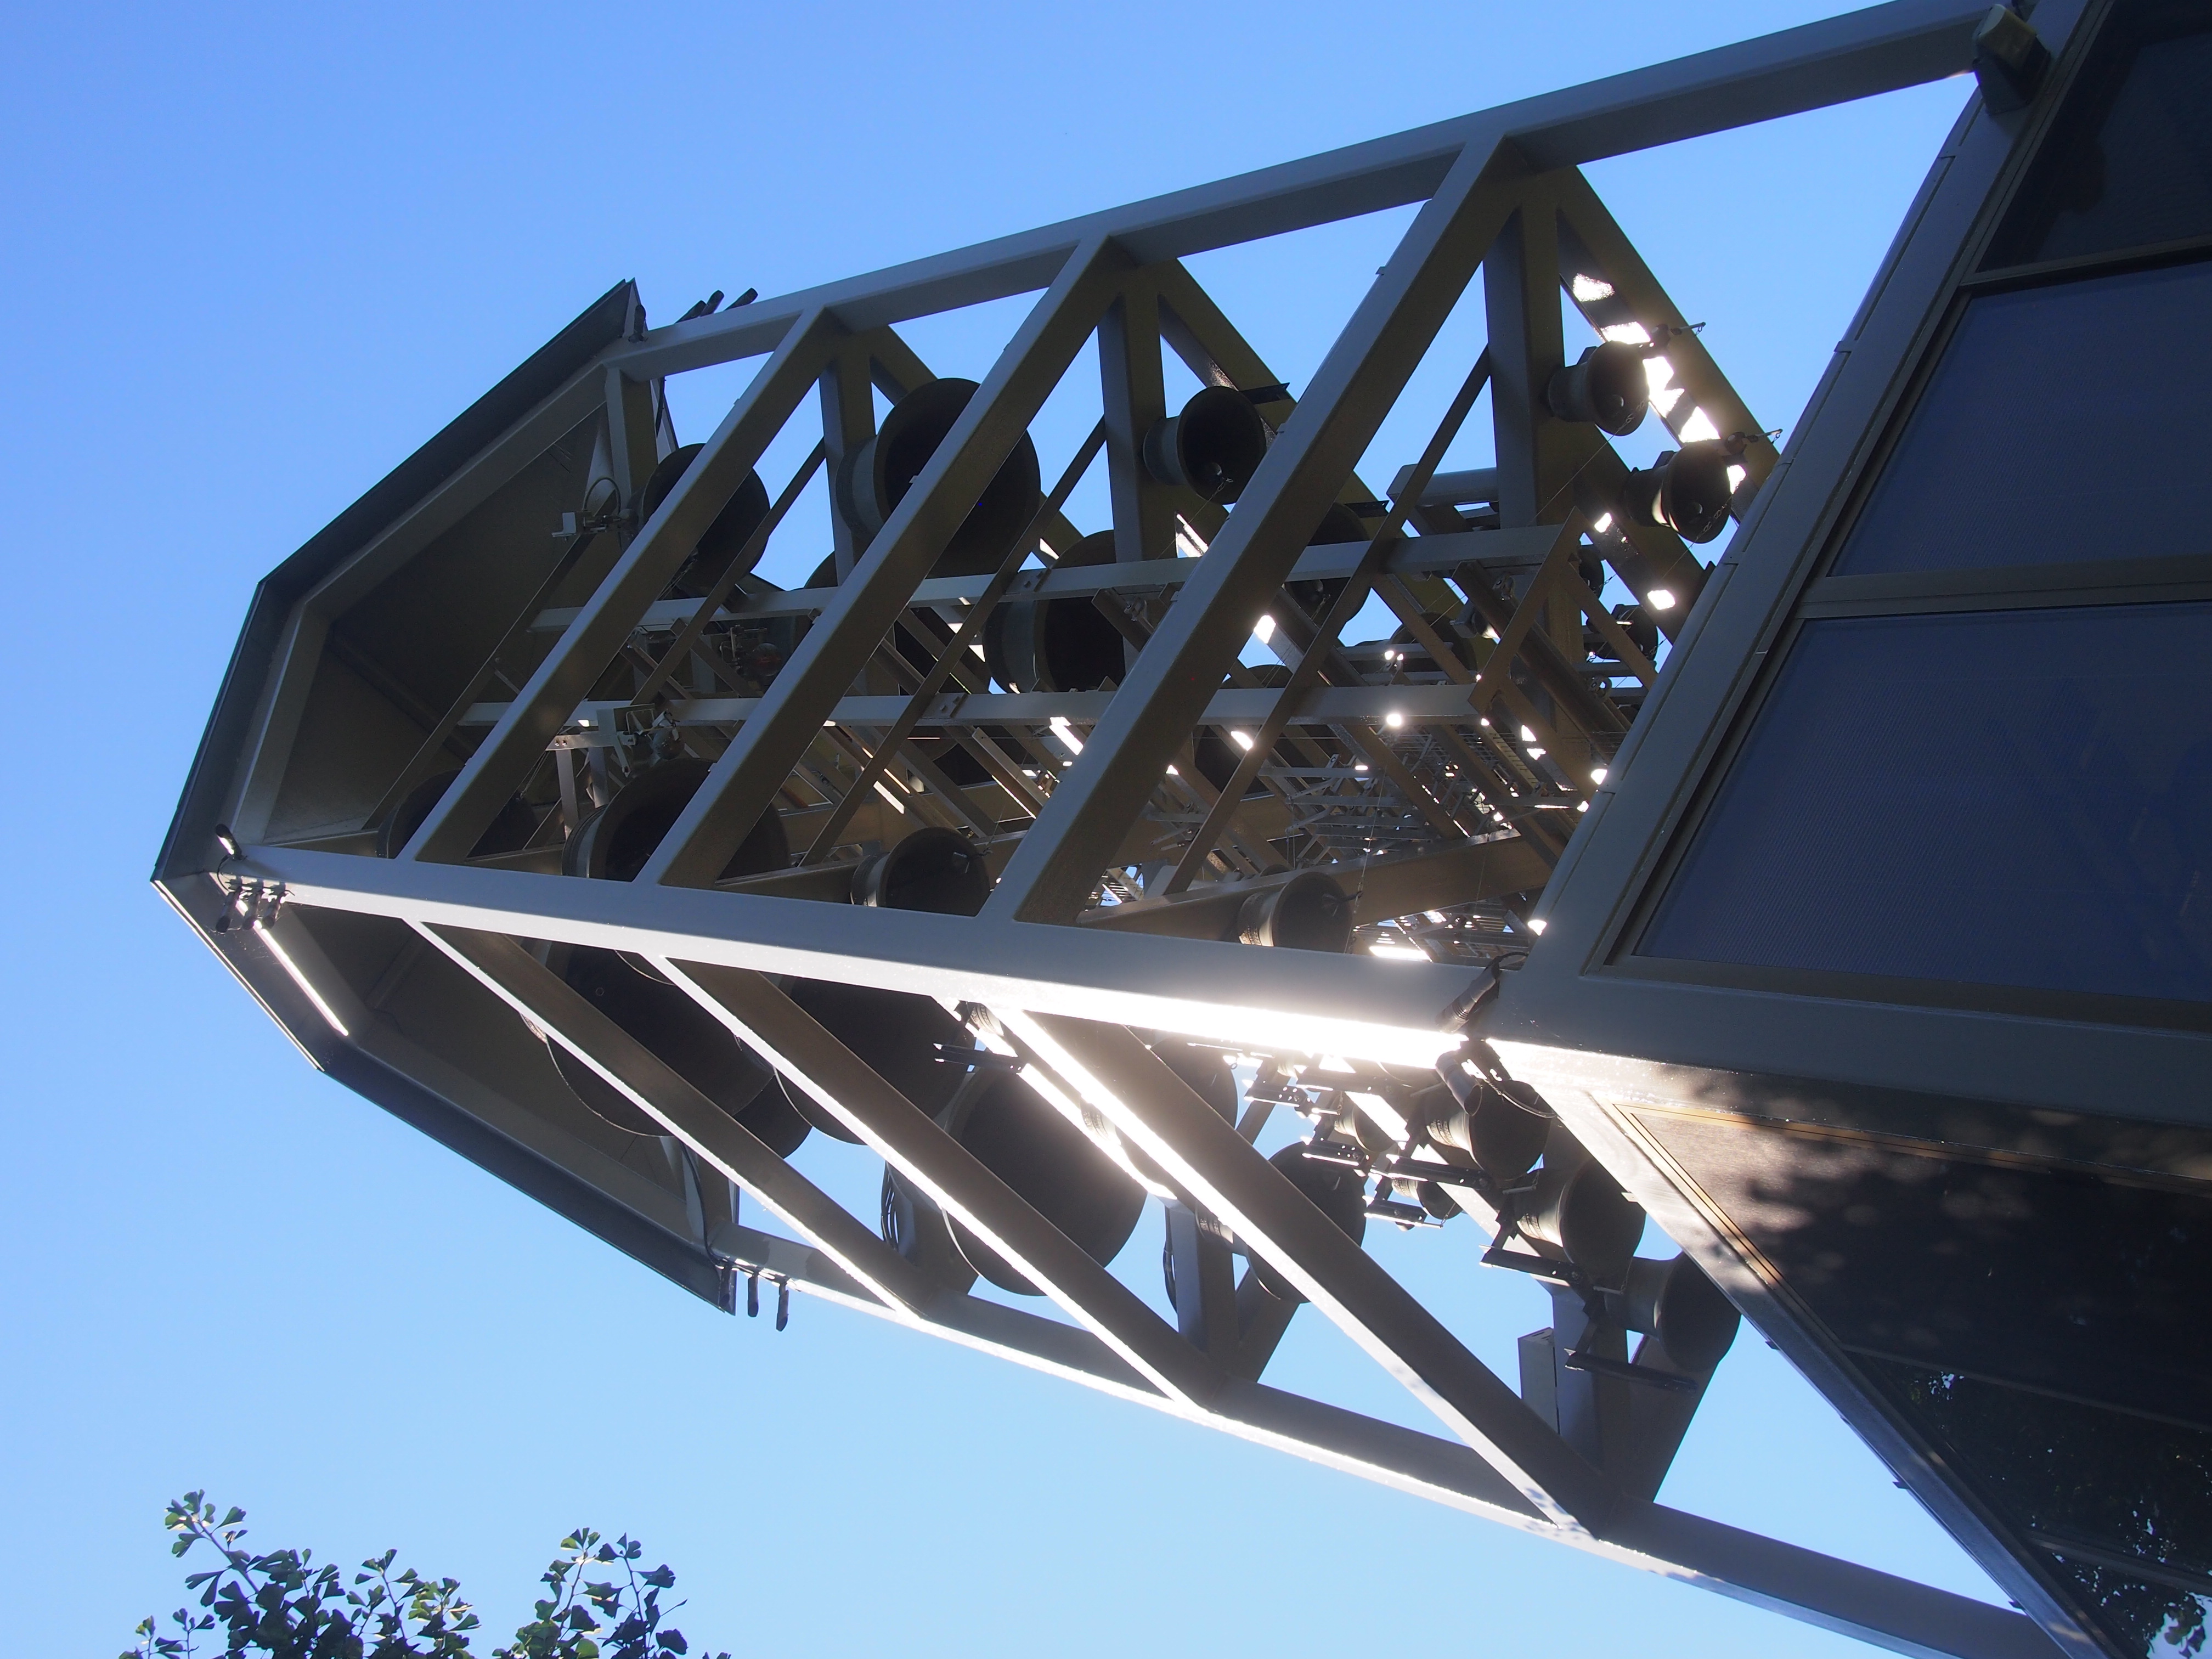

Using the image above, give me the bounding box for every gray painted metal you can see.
[155,5,2088,1654]
[1484,0,2149,1650]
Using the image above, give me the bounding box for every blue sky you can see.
[1,3,1990,1653]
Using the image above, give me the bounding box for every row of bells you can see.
[607,346,1736,668]
[379,758,1355,1298]
[377,759,1736,1368]
[1547,341,1742,544]
[1254,1068,1737,1372]
[403,360,1739,1338]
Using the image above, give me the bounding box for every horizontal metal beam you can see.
[239,847,1480,1067]
[528,527,1558,631]
[1077,833,1553,938]
[603,0,1988,380]
[461,681,1541,733]
[1601,1504,2066,1659]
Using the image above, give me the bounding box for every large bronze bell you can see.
[853,825,992,916]
[549,947,800,1153]
[1233,871,1353,952]
[1607,1254,1742,1375]
[1142,385,1271,504]
[634,443,772,599]
[1253,1140,1368,1301]
[781,826,992,1142]
[1621,441,1735,544]
[780,978,974,1141]
[562,757,786,885]
[376,768,539,861]
[1546,342,1651,436]
[1515,1158,1646,1288]
[981,531,1126,692]
[545,759,808,1154]
[1419,1076,1549,1181]
[1284,501,1375,621]
[942,1068,1147,1295]
[1153,1040,1239,1122]
[832,378,1042,578]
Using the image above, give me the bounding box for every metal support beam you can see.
[990,143,1530,922]
[1000,1013,1612,1527]
[601,2,1993,381]
[1077,833,1551,936]
[697,1217,2059,1659]
[658,960,1222,1406]
[637,235,1133,889]
[243,846,1481,1068]
[415,923,930,1312]
[402,307,848,864]
[529,526,1560,630]
[1485,183,1576,532]
[1098,274,1174,564]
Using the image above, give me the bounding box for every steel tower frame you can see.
[157,4,2107,1655]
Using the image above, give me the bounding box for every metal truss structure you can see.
[155,3,2190,1656]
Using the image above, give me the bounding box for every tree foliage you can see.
[125,1496,730,1659]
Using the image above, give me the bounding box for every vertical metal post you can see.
[1482,185,1574,531]
[605,366,662,510]
[820,345,878,581]
[1098,276,1173,563]
[1164,1201,1239,1358]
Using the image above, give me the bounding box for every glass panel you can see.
[1832,259,2212,575]
[1630,1113,2212,1429]
[1639,605,2212,1005]
[1989,0,2212,268]
[1872,1363,2212,1658]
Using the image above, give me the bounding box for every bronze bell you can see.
[1621,441,1736,544]
[542,761,804,1154]
[1142,385,1272,504]
[1607,1254,1742,1374]
[1233,871,1353,952]
[634,442,772,599]
[1547,341,1651,436]
[982,531,1127,692]
[832,377,1042,577]
[1516,1158,1646,1287]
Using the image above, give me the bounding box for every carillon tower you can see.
[160,4,2205,1654]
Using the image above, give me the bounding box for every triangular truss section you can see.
[159,5,2097,1656]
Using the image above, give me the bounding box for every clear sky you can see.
[1,3,1992,1654]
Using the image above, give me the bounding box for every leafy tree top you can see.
[126,1494,731,1659]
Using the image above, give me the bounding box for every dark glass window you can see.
[1832,259,2212,575]
[1639,604,2212,1006]
[1872,1364,2212,1658]
[1988,0,2212,268]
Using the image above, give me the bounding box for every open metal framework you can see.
[155,5,2115,1656]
